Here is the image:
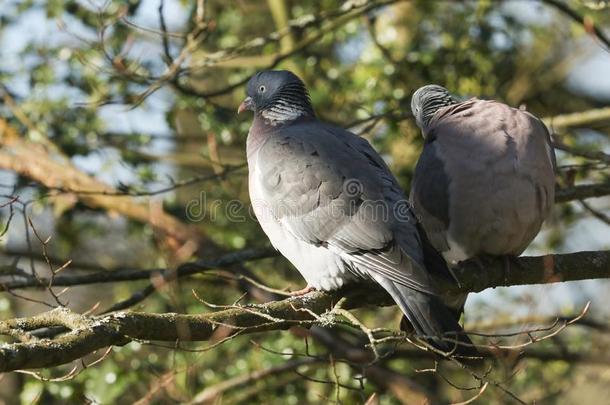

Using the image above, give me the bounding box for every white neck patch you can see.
[261,100,306,126]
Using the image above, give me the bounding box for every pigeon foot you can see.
[502,255,521,285]
[289,285,316,296]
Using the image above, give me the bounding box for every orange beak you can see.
[237,96,253,114]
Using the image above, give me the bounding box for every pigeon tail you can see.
[416,222,469,320]
[378,277,480,361]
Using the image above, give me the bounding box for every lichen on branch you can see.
[1,250,609,372]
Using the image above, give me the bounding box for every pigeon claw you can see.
[289,285,316,296]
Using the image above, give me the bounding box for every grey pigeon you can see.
[239,71,478,358]
[410,85,556,264]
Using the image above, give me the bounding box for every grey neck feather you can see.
[411,85,457,130]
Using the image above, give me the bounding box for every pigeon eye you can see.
[259,85,266,93]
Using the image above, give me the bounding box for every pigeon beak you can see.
[237,96,253,114]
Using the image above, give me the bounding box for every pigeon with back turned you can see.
[239,71,478,358]
[410,85,556,266]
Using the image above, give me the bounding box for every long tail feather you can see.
[376,277,480,360]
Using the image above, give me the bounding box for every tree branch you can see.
[189,358,321,404]
[0,181,607,293]
[555,182,610,203]
[542,0,610,53]
[543,106,610,130]
[0,119,203,247]
[450,250,610,293]
[1,250,609,372]
[0,248,277,291]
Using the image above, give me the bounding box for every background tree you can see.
[0,0,609,403]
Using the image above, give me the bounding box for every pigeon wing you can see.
[410,136,452,254]
[254,120,444,295]
[418,99,556,256]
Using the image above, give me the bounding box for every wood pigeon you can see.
[410,85,556,264]
[239,71,478,358]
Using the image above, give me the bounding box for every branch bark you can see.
[450,250,610,293]
[1,250,609,372]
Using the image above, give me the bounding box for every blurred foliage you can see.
[0,0,609,404]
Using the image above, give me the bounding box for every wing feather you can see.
[255,121,442,294]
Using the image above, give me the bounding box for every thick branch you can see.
[451,250,610,293]
[0,292,337,372]
[1,250,609,372]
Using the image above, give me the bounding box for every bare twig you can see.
[553,140,610,164]
[188,358,319,404]
[579,199,610,225]
[0,247,277,291]
[542,0,610,53]
[555,182,610,203]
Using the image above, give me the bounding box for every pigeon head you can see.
[411,85,456,130]
[238,70,314,125]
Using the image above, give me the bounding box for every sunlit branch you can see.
[0,250,609,372]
